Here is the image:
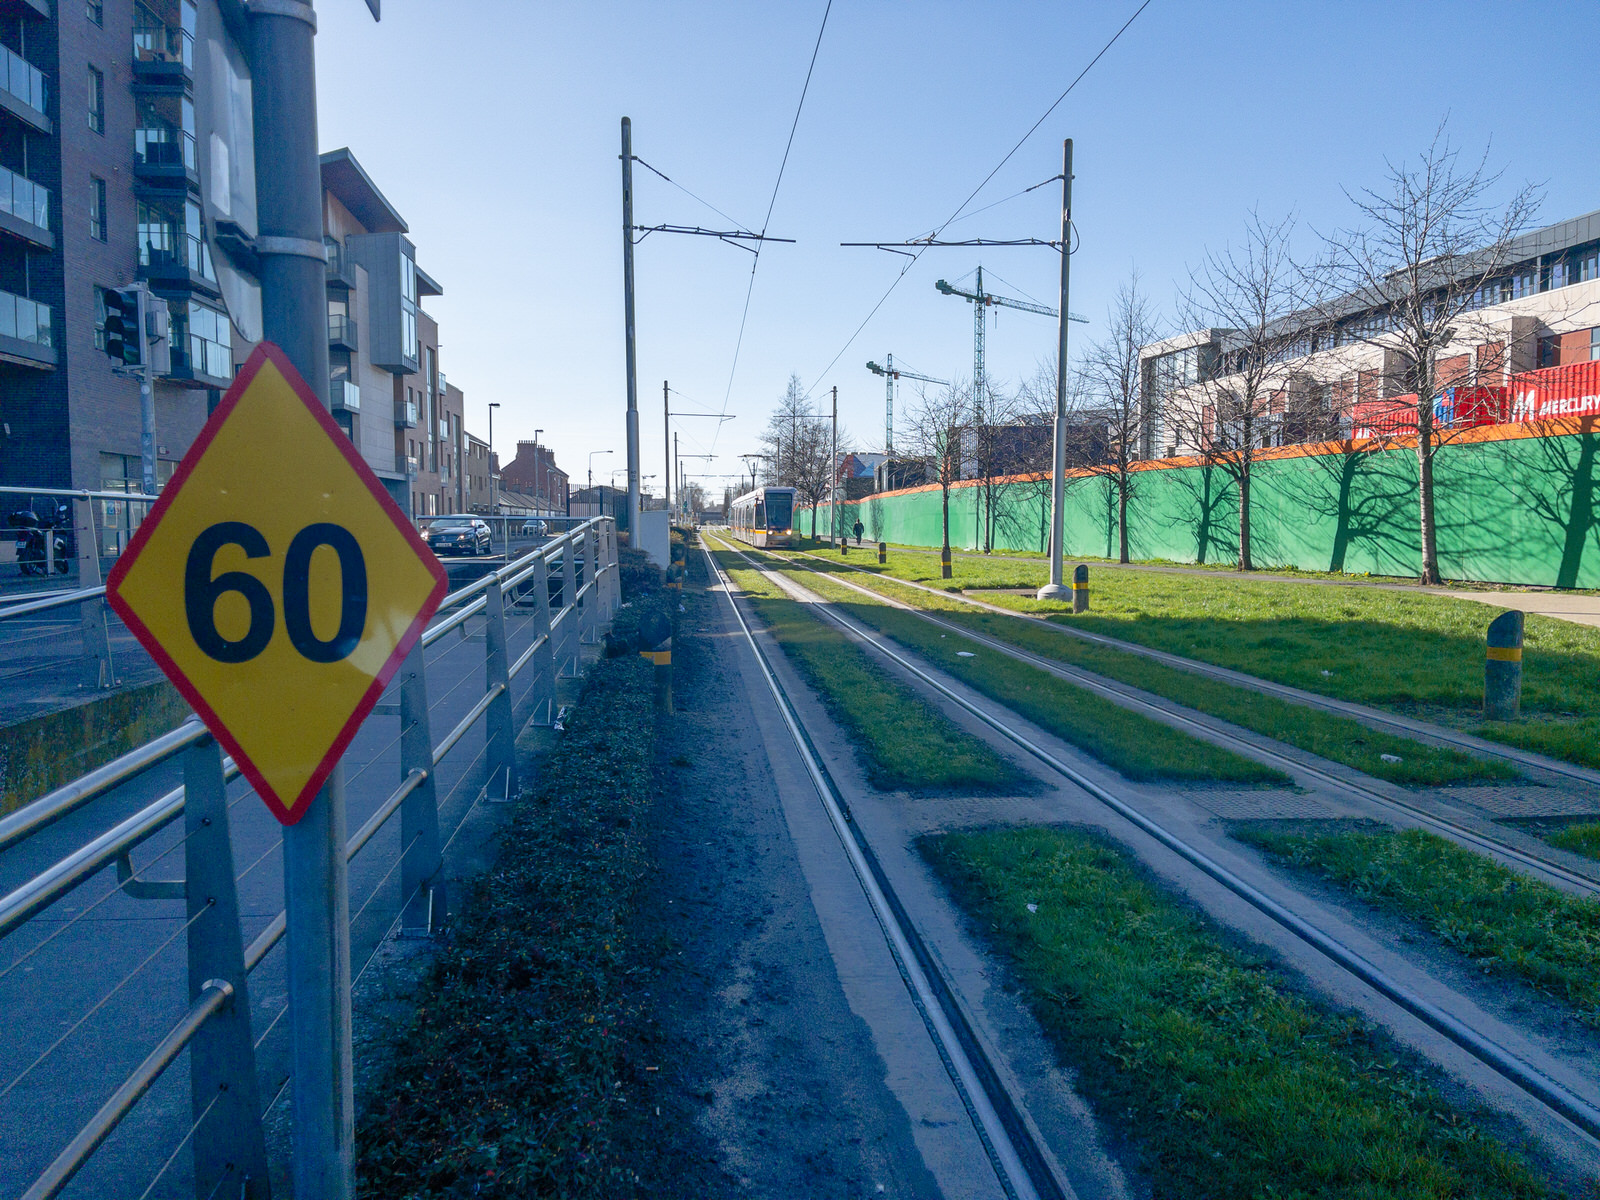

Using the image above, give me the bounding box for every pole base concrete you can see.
[1036,583,1072,602]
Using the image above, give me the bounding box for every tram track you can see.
[790,545,1600,792]
[706,533,1600,1156]
[701,538,1071,1200]
[755,545,1600,899]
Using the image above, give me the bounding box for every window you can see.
[1510,266,1537,300]
[186,301,230,379]
[1592,328,1600,363]
[400,250,418,362]
[87,0,102,25]
[89,176,106,241]
[87,66,104,134]
[93,286,109,351]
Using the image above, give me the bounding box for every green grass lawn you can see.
[762,556,1285,786]
[787,545,1600,771]
[923,825,1553,1199]
[779,553,1509,789]
[1239,823,1600,1025]
[1548,822,1600,861]
[711,546,1024,794]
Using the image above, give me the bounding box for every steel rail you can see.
[702,540,1068,1200]
[0,484,159,504]
[431,684,504,766]
[508,633,550,681]
[724,540,1600,1145]
[344,769,428,862]
[0,719,207,853]
[20,980,233,1200]
[795,548,1600,790]
[775,551,1600,898]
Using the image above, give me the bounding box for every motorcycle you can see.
[8,503,72,576]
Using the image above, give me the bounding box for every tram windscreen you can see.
[765,491,793,530]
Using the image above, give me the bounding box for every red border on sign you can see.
[106,342,448,826]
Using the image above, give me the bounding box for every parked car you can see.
[521,518,548,537]
[425,517,492,556]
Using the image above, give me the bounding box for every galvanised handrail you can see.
[2,515,621,1199]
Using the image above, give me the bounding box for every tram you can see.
[728,486,797,548]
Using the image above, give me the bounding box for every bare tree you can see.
[1082,276,1161,563]
[1315,124,1540,583]
[759,373,838,539]
[903,381,973,577]
[1169,211,1301,571]
[1016,354,1101,552]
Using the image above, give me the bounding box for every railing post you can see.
[75,497,115,690]
[397,642,444,933]
[559,537,580,676]
[521,556,558,725]
[581,525,600,643]
[605,519,622,612]
[483,580,517,802]
[183,736,271,1199]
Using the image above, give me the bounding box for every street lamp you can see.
[487,403,501,514]
[588,449,613,513]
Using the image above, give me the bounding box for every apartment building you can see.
[0,0,253,516]
[0,0,466,525]
[461,428,490,512]
[1140,207,1600,456]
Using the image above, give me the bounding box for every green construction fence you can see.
[800,423,1600,587]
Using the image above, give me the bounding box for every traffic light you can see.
[102,287,142,367]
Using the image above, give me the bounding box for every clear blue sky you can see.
[314,0,1600,497]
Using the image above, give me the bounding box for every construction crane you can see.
[866,355,949,454]
[936,266,1088,421]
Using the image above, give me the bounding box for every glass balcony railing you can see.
[0,288,53,348]
[139,231,214,281]
[0,164,49,231]
[405,454,420,478]
[1,46,46,116]
[331,379,360,411]
[135,127,196,171]
[328,313,357,347]
[397,400,419,427]
[133,19,194,70]
[437,371,448,396]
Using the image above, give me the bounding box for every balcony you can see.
[0,164,50,250]
[165,343,232,389]
[405,454,420,479]
[325,239,358,290]
[134,128,198,189]
[331,379,361,412]
[0,45,48,133]
[328,312,358,352]
[139,231,218,295]
[0,288,55,368]
[396,399,419,427]
[132,17,194,89]
[437,370,448,396]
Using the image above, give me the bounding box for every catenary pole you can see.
[249,3,352,1199]
[831,385,838,548]
[663,380,671,515]
[1037,139,1074,603]
[621,118,642,542]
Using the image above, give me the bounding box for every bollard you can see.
[940,545,953,579]
[840,541,848,555]
[878,541,887,564]
[640,636,672,712]
[1484,609,1524,720]
[1073,563,1089,613]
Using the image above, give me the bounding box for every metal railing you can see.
[134,127,197,172]
[0,289,52,349]
[0,516,621,1198]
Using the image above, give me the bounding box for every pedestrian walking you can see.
[853,519,864,546]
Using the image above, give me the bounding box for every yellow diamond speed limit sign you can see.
[107,343,447,825]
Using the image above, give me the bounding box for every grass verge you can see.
[923,825,1553,1198]
[1549,822,1600,861]
[1238,823,1600,1026]
[784,552,1507,788]
[796,544,1600,771]
[764,556,1284,786]
[356,654,657,1197]
[712,545,1025,794]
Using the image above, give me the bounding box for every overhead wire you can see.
[632,156,755,234]
[802,0,1154,399]
[712,0,834,450]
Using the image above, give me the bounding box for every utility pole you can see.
[831,385,838,548]
[250,2,352,1197]
[663,380,670,515]
[621,117,642,542]
[1037,139,1074,603]
[136,284,157,494]
[672,432,679,523]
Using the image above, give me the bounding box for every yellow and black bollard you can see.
[640,637,673,712]
[1484,610,1523,720]
[878,541,887,564]
[940,546,953,579]
[1073,563,1089,613]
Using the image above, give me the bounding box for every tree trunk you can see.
[1237,463,1253,571]
[1117,475,1130,564]
[1417,434,1441,584]
[941,485,952,559]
